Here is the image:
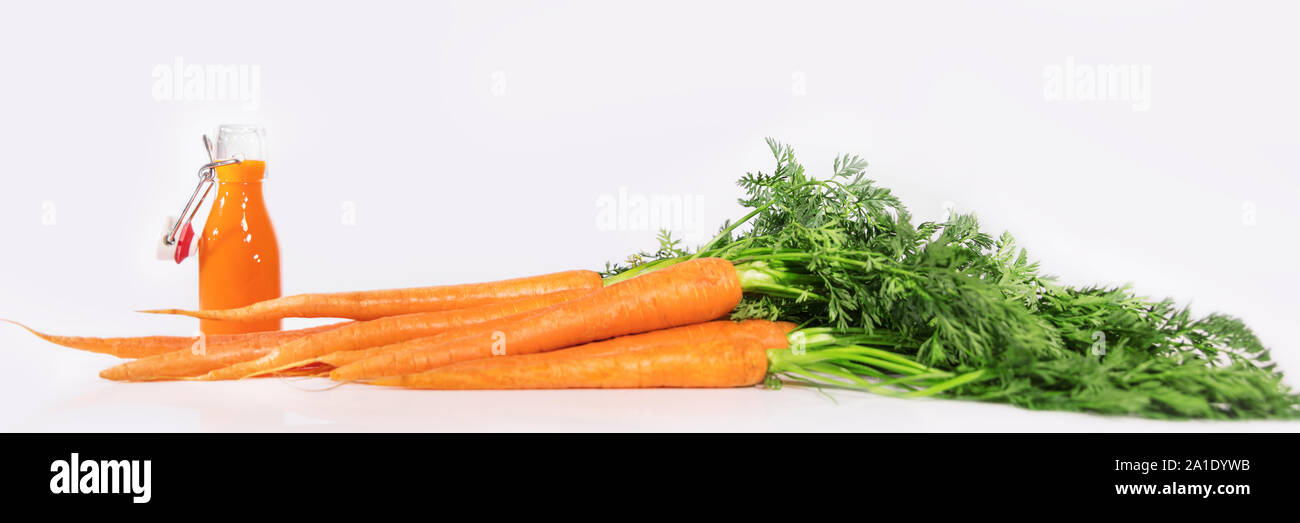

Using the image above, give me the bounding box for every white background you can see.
[1,1,1297,432]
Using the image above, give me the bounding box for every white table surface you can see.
[5,328,1297,433]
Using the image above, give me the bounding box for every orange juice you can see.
[197,160,281,334]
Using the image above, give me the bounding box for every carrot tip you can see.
[137,309,211,319]
[1,318,33,332]
[3,319,61,343]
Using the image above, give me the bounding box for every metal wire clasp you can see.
[162,136,243,246]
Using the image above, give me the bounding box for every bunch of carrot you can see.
[11,259,864,390]
[11,140,1293,419]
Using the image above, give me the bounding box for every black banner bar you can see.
[1,433,1294,511]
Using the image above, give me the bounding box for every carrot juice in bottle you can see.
[197,125,281,334]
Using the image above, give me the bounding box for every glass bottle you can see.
[197,124,282,334]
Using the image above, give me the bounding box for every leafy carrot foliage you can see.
[608,139,1299,420]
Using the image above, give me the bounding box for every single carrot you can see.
[379,321,790,385]
[373,336,773,389]
[2,319,348,359]
[372,321,964,393]
[324,318,792,368]
[100,344,271,381]
[98,322,350,381]
[330,257,743,381]
[198,289,592,380]
[140,269,603,322]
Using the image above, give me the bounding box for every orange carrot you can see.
[318,344,396,368]
[140,270,603,322]
[98,323,350,381]
[373,336,773,389]
[330,257,743,381]
[406,319,794,376]
[100,344,272,381]
[3,319,348,359]
[198,289,592,380]
[325,318,791,368]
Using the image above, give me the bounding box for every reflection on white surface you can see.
[4,326,1298,433]
[35,404,201,432]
